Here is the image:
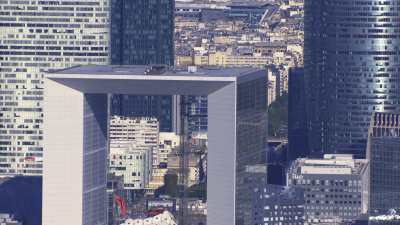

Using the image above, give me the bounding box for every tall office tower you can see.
[304,0,400,157]
[0,0,109,176]
[288,67,309,160]
[110,0,175,132]
[367,112,400,214]
[287,154,369,224]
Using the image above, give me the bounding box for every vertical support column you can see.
[82,94,108,225]
[208,82,237,225]
[43,79,85,225]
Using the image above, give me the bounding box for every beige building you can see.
[194,51,271,67]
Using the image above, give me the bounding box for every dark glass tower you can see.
[304,0,400,157]
[367,112,400,214]
[110,0,175,131]
[288,67,309,160]
[110,0,174,65]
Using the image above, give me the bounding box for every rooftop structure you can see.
[290,154,367,176]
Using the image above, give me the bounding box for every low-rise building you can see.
[252,184,305,225]
[0,214,21,225]
[120,211,177,225]
[367,112,400,214]
[109,143,153,190]
[158,133,181,166]
[287,154,369,224]
[109,116,159,167]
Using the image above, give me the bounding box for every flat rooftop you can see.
[50,65,262,78]
[45,65,266,95]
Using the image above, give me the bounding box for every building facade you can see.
[252,184,305,225]
[110,0,176,132]
[110,0,174,66]
[288,67,309,160]
[109,144,152,190]
[158,132,180,166]
[237,165,267,225]
[109,116,159,167]
[0,0,109,176]
[304,0,400,157]
[287,154,368,224]
[367,112,400,214]
[184,95,208,135]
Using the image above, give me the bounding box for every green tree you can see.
[268,92,288,137]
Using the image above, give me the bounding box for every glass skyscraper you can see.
[288,67,309,160]
[0,0,109,176]
[305,0,400,157]
[367,112,400,214]
[110,0,175,132]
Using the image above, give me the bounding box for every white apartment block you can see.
[109,142,152,190]
[0,0,109,176]
[109,116,159,167]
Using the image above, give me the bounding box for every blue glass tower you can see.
[304,0,400,157]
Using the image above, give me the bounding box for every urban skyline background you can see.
[1,0,400,225]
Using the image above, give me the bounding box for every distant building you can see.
[369,214,400,225]
[110,0,176,132]
[348,214,400,225]
[367,112,400,214]
[109,144,152,190]
[109,116,159,190]
[184,95,208,134]
[0,214,22,225]
[109,116,159,167]
[147,197,176,213]
[228,2,274,25]
[287,154,369,224]
[120,211,177,225]
[167,150,201,187]
[288,67,308,160]
[252,184,305,225]
[267,69,277,106]
[237,165,267,225]
[158,133,181,166]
